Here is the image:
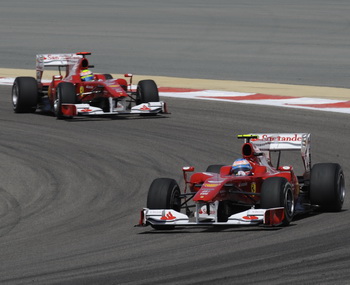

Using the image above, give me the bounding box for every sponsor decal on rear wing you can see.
[36,54,82,69]
[250,133,310,151]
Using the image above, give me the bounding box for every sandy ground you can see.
[1,67,349,100]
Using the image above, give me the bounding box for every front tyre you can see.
[137,80,159,104]
[147,178,181,230]
[12,77,38,113]
[260,177,294,226]
[54,82,76,119]
[310,163,345,212]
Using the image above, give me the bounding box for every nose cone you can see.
[193,180,224,202]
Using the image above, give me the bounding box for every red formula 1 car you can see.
[11,52,168,119]
[139,133,346,229]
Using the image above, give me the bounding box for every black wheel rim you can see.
[284,186,294,218]
[338,173,345,203]
[12,84,19,108]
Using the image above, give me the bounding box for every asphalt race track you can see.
[1,1,350,284]
[1,0,350,88]
[1,85,350,284]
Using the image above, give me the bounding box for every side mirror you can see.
[278,166,292,171]
[182,166,195,191]
[182,166,195,172]
[124,74,133,91]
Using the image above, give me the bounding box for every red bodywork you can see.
[139,134,319,228]
[41,53,129,108]
[31,52,166,117]
[184,141,300,206]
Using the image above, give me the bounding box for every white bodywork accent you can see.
[196,202,217,221]
[132,102,164,111]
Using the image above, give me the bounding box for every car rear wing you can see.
[36,53,84,82]
[239,133,311,173]
[250,133,310,150]
[36,54,82,69]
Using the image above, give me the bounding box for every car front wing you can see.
[139,206,285,228]
[61,101,168,117]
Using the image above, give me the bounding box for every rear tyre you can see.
[12,77,38,113]
[147,178,181,230]
[260,177,294,226]
[206,164,225,174]
[54,82,76,119]
[310,163,345,212]
[137,80,159,104]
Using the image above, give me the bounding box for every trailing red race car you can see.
[11,52,168,119]
[139,133,346,229]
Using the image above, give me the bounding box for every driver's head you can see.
[231,158,252,176]
[80,69,94,81]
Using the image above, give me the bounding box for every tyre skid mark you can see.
[0,188,21,237]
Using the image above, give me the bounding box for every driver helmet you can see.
[232,158,252,176]
[80,69,94,81]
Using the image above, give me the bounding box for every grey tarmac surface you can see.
[1,84,350,284]
[1,0,350,88]
[0,1,350,284]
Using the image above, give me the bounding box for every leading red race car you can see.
[11,52,168,119]
[139,133,346,229]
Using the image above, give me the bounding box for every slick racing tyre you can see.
[260,177,294,226]
[206,164,225,174]
[147,178,181,230]
[54,82,76,119]
[137,80,159,104]
[12,77,38,113]
[310,163,345,212]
